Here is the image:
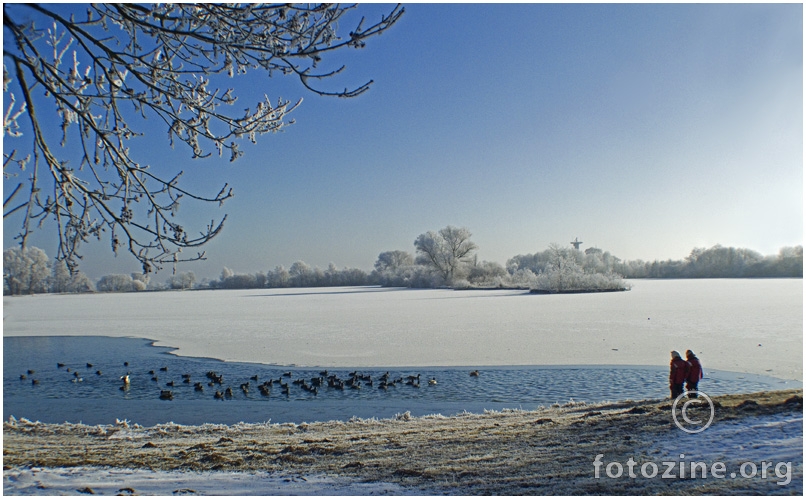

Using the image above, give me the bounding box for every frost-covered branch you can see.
[2,3,403,274]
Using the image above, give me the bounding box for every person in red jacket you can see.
[669,350,689,399]
[685,350,703,397]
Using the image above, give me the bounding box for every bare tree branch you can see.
[3,3,403,274]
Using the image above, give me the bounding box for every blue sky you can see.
[4,3,803,281]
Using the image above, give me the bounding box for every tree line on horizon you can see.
[3,226,803,295]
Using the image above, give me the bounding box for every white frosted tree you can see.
[289,260,314,287]
[49,259,72,293]
[3,246,50,295]
[3,3,403,274]
[414,226,478,283]
[374,250,414,273]
[96,273,143,292]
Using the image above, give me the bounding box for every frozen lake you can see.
[3,279,802,379]
[3,279,802,426]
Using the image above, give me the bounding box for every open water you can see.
[4,336,798,426]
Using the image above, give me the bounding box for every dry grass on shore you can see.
[3,389,802,495]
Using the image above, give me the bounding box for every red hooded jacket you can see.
[669,358,689,385]
[687,356,703,384]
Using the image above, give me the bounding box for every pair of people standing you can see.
[669,350,703,398]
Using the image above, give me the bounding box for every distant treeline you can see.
[3,241,802,295]
[509,245,803,280]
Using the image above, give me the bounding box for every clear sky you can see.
[3,3,803,281]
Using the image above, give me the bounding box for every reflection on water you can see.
[4,336,799,426]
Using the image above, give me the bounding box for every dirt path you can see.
[4,390,802,494]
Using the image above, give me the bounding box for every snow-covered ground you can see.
[3,468,428,496]
[4,411,801,495]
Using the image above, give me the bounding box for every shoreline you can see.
[4,389,802,495]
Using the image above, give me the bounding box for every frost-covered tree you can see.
[49,258,72,293]
[96,273,143,292]
[414,226,478,283]
[3,3,403,275]
[266,265,290,288]
[289,260,314,287]
[466,260,508,286]
[374,250,414,273]
[530,243,628,293]
[3,246,50,294]
[168,271,196,290]
[49,259,94,293]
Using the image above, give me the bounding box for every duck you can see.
[57,363,65,368]
[250,375,259,381]
[32,379,40,385]
[428,377,437,385]
[281,385,290,396]
[224,387,234,398]
[27,369,35,375]
[19,374,27,380]
[470,370,480,377]
[283,371,292,378]
[95,370,103,376]
[121,374,131,385]
[159,366,168,372]
[194,382,204,392]
[159,390,174,400]
[166,380,175,387]
[214,390,224,400]
[71,377,83,383]
[86,363,93,368]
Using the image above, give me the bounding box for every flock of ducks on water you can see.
[20,363,484,401]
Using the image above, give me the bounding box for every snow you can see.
[3,467,428,496]
[652,413,803,465]
[3,279,801,494]
[3,279,802,380]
